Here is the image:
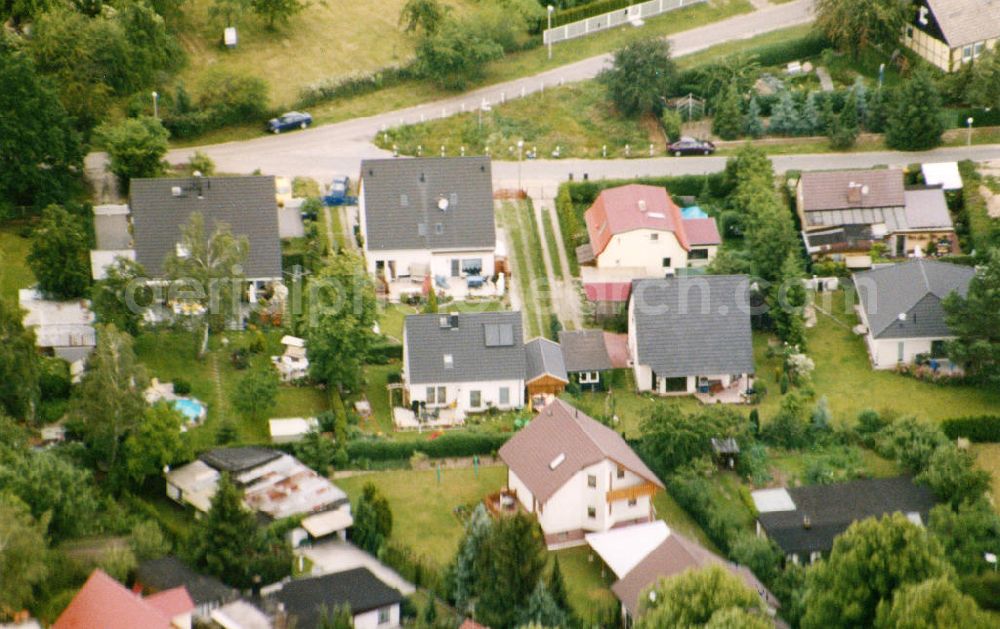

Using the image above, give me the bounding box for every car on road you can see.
[323,176,351,206]
[267,111,313,134]
[668,137,716,156]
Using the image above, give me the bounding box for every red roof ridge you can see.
[584,185,690,258]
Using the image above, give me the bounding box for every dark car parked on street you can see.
[267,111,313,134]
[667,137,716,156]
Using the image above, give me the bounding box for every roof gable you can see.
[53,570,187,629]
[136,556,236,606]
[559,329,613,372]
[361,156,496,252]
[404,311,526,384]
[129,176,282,279]
[923,0,1000,47]
[498,400,663,504]
[585,185,690,257]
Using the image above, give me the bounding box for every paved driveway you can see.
[298,540,416,595]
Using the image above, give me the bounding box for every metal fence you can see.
[543,0,707,45]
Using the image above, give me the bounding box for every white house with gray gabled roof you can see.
[359,157,498,300]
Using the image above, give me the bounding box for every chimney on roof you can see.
[638,199,647,213]
[847,182,863,204]
[171,186,183,197]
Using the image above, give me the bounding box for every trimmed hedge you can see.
[552,0,634,28]
[346,432,509,462]
[368,341,403,364]
[941,416,1000,443]
[295,64,420,109]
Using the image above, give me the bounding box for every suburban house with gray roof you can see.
[853,259,974,369]
[903,0,1000,72]
[402,311,525,415]
[628,275,754,403]
[558,329,615,390]
[358,157,499,300]
[498,399,664,548]
[128,175,283,291]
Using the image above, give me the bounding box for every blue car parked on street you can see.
[267,111,313,134]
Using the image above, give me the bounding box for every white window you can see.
[499,387,510,406]
[809,551,822,564]
[963,45,974,62]
[444,354,453,368]
[579,371,599,384]
[470,390,482,408]
[425,386,435,403]
[587,474,597,488]
[378,606,390,625]
[974,42,985,58]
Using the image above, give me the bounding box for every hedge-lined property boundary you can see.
[345,432,510,462]
[941,416,1000,443]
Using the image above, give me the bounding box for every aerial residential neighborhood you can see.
[2,0,1000,628]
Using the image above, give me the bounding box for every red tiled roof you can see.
[53,570,192,629]
[498,399,663,504]
[585,185,690,257]
[146,587,195,619]
[584,282,632,303]
[683,218,721,246]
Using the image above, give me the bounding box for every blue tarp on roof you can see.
[682,206,709,219]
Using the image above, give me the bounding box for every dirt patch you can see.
[980,184,1000,219]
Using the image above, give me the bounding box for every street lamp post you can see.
[967,117,974,146]
[547,6,555,60]
[517,140,524,193]
[152,91,159,119]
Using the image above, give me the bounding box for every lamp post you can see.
[967,117,974,146]
[547,5,555,60]
[152,91,159,119]
[517,140,524,193]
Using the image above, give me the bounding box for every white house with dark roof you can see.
[628,275,754,403]
[904,0,1000,72]
[498,399,664,548]
[359,157,498,299]
[402,311,525,415]
[853,259,974,369]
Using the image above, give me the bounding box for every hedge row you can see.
[295,64,420,109]
[368,341,403,364]
[552,0,636,28]
[941,416,1000,443]
[346,432,510,462]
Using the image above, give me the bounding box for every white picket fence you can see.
[543,0,707,45]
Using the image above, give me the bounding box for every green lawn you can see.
[499,201,547,338]
[541,208,564,279]
[973,444,1000,509]
[754,290,1000,425]
[552,545,618,622]
[0,224,34,302]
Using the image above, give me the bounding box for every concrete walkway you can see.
[816,66,834,92]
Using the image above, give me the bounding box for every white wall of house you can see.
[353,604,400,629]
[509,469,536,513]
[407,378,525,413]
[866,335,949,369]
[364,247,496,280]
[687,245,718,268]
[596,229,689,275]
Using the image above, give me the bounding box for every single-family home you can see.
[358,157,499,300]
[129,175,283,293]
[90,203,136,280]
[578,184,720,275]
[498,399,664,548]
[135,556,237,620]
[524,337,568,404]
[402,311,525,415]
[18,288,96,378]
[558,329,615,390]
[628,275,754,403]
[853,259,974,369]
[752,476,937,564]
[54,569,194,629]
[585,521,778,625]
[272,567,403,629]
[903,0,1000,72]
[797,169,957,265]
[166,447,353,543]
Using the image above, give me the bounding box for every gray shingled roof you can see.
[525,337,568,383]
[360,157,496,252]
[631,276,755,378]
[274,567,403,627]
[498,399,663,504]
[800,170,905,212]
[757,476,937,556]
[129,176,281,279]
[136,557,236,606]
[903,188,954,230]
[925,0,1000,47]
[404,311,525,384]
[200,447,282,474]
[559,329,613,372]
[854,260,974,339]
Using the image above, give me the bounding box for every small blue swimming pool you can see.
[172,398,206,423]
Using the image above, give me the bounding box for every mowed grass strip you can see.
[0,225,34,302]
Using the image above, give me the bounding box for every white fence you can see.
[543,0,707,45]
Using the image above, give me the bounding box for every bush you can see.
[960,573,1000,611]
[941,416,1000,443]
[295,64,420,109]
[172,378,191,396]
[39,357,71,401]
[381,541,445,596]
[345,432,509,462]
[368,341,403,364]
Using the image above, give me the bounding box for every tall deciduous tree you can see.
[72,324,149,479]
[599,38,677,117]
[124,402,190,487]
[943,249,1000,384]
[635,565,766,628]
[815,0,907,58]
[232,366,279,422]
[801,514,954,629]
[928,500,1000,576]
[639,405,746,477]
[0,299,40,422]
[307,250,377,392]
[0,493,49,614]
[769,251,808,348]
[415,16,504,90]
[873,577,992,629]
[164,212,249,358]
[0,37,83,214]
[27,204,92,300]
[885,69,945,151]
[475,513,547,629]
[91,257,150,336]
[250,0,304,29]
[399,0,447,35]
[966,48,1000,110]
[98,116,170,191]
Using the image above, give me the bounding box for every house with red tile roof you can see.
[53,569,194,629]
[498,399,664,549]
[578,184,720,276]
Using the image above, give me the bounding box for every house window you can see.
[587,474,597,488]
[963,45,974,62]
[664,377,687,392]
[579,371,599,384]
[617,467,625,479]
[931,340,947,358]
[689,248,709,260]
[470,390,482,408]
[662,257,672,268]
[461,258,483,275]
[650,233,659,241]
[897,342,905,363]
[628,498,637,507]
[426,386,436,404]
[434,223,444,235]
[587,506,596,519]
[437,386,446,401]
[378,607,390,625]
[417,223,428,236]
[499,387,510,406]
[444,354,454,369]
[809,551,822,564]
[400,194,409,207]
[974,42,985,58]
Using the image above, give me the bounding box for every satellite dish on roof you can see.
[898,313,907,322]
[438,197,449,211]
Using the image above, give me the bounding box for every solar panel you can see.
[484,323,514,347]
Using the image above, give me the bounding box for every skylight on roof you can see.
[485,323,514,347]
[647,212,666,219]
[549,453,566,470]
[443,354,454,368]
